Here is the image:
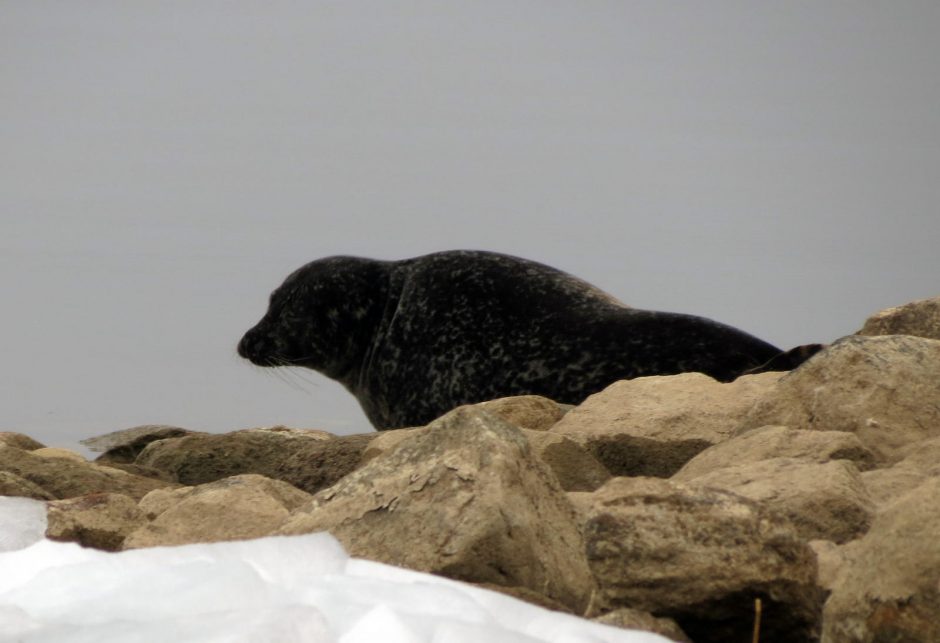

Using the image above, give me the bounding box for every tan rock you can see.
[32,448,86,463]
[674,425,876,479]
[859,436,940,509]
[0,432,45,451]
[593,608,691,643]
[359,427,420,463]
[581,477,821,642]
[0,471,55,500]
[678,458,873,543]
[810,540,852,593]
[46,493,146,551]
[475,395,567,431]
[137,429,372,494]
[551,372,782,477]
[856,296,940,340]
[124,474,312,549]
[82,425,197,464]
[740,335,940,463]
[822,477,940,642]
[363,426,609,492]
[0,445,177,500]
[523,430,610,492]
[860,467,928,510]
[278,406,595,614]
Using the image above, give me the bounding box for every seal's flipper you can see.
[742,343,826,376]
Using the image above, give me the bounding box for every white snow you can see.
[0,497,668,643]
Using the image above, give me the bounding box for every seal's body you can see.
[238,250,797,429]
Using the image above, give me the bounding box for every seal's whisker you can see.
[271,367,309,394]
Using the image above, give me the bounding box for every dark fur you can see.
[238,250,806,429]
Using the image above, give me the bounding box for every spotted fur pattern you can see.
[238,250,787,429]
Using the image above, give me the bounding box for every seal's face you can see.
[237,270,322,370]
[237,256,386,383]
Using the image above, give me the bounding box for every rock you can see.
[358,427,420,463]
[0,445,177,500]
[593,608,692,643]
[859,436,940,509]
[46,493,145,551]
[740,335,940,463]
[810,540,853,594]
[523,431,611,492]
[124,474,312,549]
[857,296,940,340]
[82,425,197,464]
[277,406,595,614]
[551,372,782,477]
[475,395,567,431]
[92,462,178,483]
[136,429,371,494]
[0,432,45,451]
[860,467,929,510]
[580,477,821,642]
[675,425,876,479]
[677,458,874,543]
[0,471,55,500]
[822,477,940,642]
[31,448,86,463]
[363,426,609,492]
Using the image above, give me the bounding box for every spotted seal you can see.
[238,250,819,429]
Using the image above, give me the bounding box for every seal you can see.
[238,250,817,429]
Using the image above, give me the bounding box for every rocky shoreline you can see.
[3,296,940,642]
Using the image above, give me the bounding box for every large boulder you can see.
[576,477,821,642]
[740,335,940,463]
[822,477,940,642]
[856,296,940,340]
[551,372,782,477]
[277,406,596,614]
[0,445,176,501]
[124,474,312,549]
[136,428,371,494]
[676,458,874,543]
[363,426,609,492]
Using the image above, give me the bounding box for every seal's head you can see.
[237,256,388,383]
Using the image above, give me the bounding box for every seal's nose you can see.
[237,330,256,360]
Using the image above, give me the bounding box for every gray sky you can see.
[3,2,939,454]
